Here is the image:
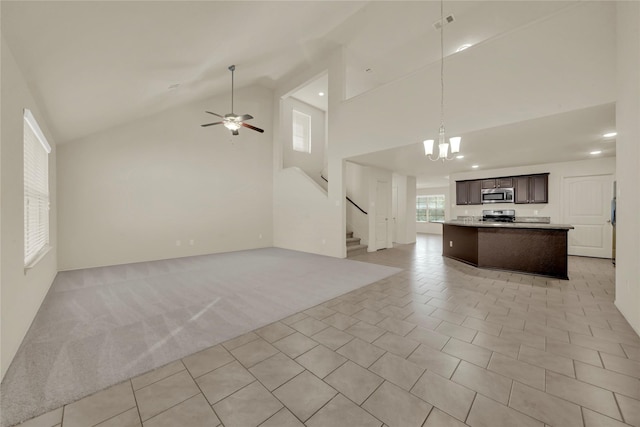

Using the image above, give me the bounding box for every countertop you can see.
[444,219,574,230]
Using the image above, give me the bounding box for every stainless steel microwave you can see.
[481,187,514,203]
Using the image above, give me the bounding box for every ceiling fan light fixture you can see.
[224,121,241,131]
[200,65,264,136]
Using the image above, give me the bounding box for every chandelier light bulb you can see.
[439,142,449,158]
[449,137,461,153]
[423,139,435,156]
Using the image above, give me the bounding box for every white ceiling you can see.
[349,103,616,188]
[2,1,615,187]
[1,1,366,142]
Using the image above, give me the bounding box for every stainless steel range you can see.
[481,209,516,223]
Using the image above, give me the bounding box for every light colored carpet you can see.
[0,247,400,426]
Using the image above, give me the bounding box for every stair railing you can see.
[320,175,368,215]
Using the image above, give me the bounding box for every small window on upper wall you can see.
[292,109,311,153]
[23,109,52,267]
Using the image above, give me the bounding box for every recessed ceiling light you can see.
[456,155,464,159]
[590,150,602,155]
[472,165,479,169]
[318,92,325,97]
[456,44,472,52]
[603,132,617,138]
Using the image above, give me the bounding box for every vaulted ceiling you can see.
[2,1,616,186]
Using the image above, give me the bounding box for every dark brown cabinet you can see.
[481,178,513,189]
[514,174,548,204]
[456,180,482,205]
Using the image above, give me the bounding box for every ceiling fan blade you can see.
[201,121,223,127]
[242,122,264,133]
[205,111,225,118]
[237,114,253,121]
[232,130,239,136]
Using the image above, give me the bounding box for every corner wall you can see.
[57,86,273,270]
[1,37,58,379]
[615,1,640,335]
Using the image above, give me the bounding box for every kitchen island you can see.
[443,220,574,279]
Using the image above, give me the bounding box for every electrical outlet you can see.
[449,241,453,247]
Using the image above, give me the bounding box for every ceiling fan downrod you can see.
[229,65,235,115]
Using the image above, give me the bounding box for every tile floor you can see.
[16,235,640,427]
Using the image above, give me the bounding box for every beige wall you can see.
[57,86,273,270]
[615,1,640,335]
[1,37,58,379]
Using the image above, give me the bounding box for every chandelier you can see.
[424,0,461,161]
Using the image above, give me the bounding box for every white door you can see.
[563,174,614,258]
[375,181,390,250]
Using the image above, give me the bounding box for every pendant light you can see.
[424,0,461,161]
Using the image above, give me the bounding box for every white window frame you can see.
[416,195,445,223]
[292,109,311,153]
[24,109,51,268]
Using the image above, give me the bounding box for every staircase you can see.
[346,231,368,257]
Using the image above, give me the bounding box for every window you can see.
[292,109,311,153]
[23,109,51,267]
[417,195,445,223]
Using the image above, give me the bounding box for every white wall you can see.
[273,53,347,258]
[615,1,640,336]
[57,86,273,270]
[282,97,326,187]
[393,174,417,244]
[273,167,340,257]
[449,158,615,224]
[1,37,58,379]
[417,186,449,236]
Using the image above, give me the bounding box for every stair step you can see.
[346,237,361,246]
[347,244,368,257]
[346,231,354,238]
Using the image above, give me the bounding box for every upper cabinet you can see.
[457,173,548,205]
[514,174,549,204]
[456,180,482,205]
[481,178,513,189]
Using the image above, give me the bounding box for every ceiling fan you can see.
[201,65,264,136]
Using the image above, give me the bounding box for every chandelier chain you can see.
[440,0,445,132]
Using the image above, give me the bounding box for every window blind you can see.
[292,109,311,153]
[23,109,51,267]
